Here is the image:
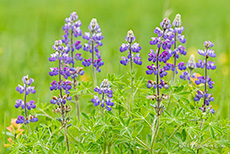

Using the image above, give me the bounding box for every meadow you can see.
[0,0,229,153]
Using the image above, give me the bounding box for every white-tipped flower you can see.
[173,14,181,27]
[89,18,100,33]
[90,18,97,28]
[187,54,196,69]
[125,30,136,43]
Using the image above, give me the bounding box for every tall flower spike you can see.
[194,41,216,115]
[91,79,114,111]
[62,12,84,121]
[49,40,72,151]
[147,18,172,115]
[15,75,38,124]
[171,14,187,83]
[119,30,142,111]
[147,18,172,153]
[120,30,142,66]
[82,18,104,86]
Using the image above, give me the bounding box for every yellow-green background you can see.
[0,0,229,146]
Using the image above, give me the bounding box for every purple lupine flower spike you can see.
[194,41,216,114]
[15,75,38,124]
[49,40,72,126]
[91,79,114,111]
[146,18,172,116]
[119,30,142,66]
[82,18,104,74]
[170,14,187,83]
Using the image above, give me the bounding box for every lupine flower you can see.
[82,18,104,72]
[49,40,72,120]
[91,79,114,111]
[168,14,187,82]
[194,41,216,114]
[180,71,196,81]
[178,62,186,70]
[15,75,38,124]
[147,18,172,116]
[119,30,142,66]
[187,54,196,70]
[62,12,83,61]
[62,12,85,80]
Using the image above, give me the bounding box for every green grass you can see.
[0,0,229,147]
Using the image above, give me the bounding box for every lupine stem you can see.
[58,59,65,122]
[23,85,32,134]
[58,57,70,152]
[91,35,97,87]
[150,45,162,153]
[24,86,28,123]
[157,122,185,153]
[189,68,192,84]
[150,115,160,153]
[200,51,208,129]
[64,127,70,152]
[70,29,81,121]
[172,33,177,84]
[101,92,105,119]
[129,42,133,111]
[103,132,106,154]
[156,47,161,110]
[136,137,150,151]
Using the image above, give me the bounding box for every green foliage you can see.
[3,73,230,153]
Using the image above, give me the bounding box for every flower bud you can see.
[187,54,196,69]
[173,14,181,27]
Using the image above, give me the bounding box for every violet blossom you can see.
[15,75,38,124]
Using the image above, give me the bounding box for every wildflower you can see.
[194,41,216,114]
[147,18,171,116]
[119,30,142,66]
[91,79,114,111]
[170,14,187,82]
[82,18,104,75]
[15,76,37,124]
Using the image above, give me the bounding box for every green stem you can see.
[64,126,70,152]
[91,37,97,87]
[172,33,177,84]
[103,133,106,154]
[157,122,185,153]
[108,142,111,154]
[129,42,133,111]
[150,115,160,154]
[136,137,150,151]
[75,95,80,121]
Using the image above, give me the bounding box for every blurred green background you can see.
[0,0,229,145]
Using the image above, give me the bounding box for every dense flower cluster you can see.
[61,12,84,85]
[120,30,142,66]
[146,18,173,115]
[82,18,104,72]
[15,75,38,124]
[49,40,72,114]
[91,79,114,111]
[62,12,83,60]
[194,41,216,114]
[147,18,172,84]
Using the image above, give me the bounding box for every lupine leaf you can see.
[209,126,215,139]
[119,117,125,126]
[82,112,89,120]
[57,136,64,143]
